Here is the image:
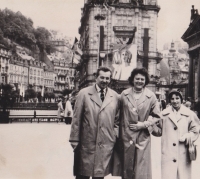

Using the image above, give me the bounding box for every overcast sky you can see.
[1,0,200,50]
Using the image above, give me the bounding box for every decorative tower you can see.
[168,41,179,84]
[77,0,162,92]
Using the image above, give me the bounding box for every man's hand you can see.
[129,121,145,131]
[71,142,79,151]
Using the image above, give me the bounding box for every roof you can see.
[17,52,35,61]
[182,14,200,41]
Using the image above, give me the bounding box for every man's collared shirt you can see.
[95,84,107,99]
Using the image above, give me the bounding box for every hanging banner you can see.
[112,44,137,81]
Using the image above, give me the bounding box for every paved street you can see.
[0,123,199,179]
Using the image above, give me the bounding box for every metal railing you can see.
[0,102,58,110]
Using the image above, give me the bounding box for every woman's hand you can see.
[179,133,191,145]
[129,121,145,131]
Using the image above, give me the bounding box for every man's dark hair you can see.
[96,66,112,77]
[128,67,150,86]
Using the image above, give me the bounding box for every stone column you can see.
[143,28,150,70]
[134,9,139,45]
[198,48,200,99]
[188,52,194,100]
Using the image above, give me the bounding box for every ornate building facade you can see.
[47,54,75,96]
[182,5,200,102]
[77,0,162,92]
[158,41,189,100]
[0,44,10,84]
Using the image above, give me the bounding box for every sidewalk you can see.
[0,123,199,179]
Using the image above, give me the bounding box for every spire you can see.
[169,40,176,53]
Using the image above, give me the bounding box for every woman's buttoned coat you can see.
[69,85,120,177]
[120,87,161,179]
[64,100,73,117]
[155,105,199,179]
[57,101,63,118]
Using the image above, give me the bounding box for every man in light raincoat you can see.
[69,67,120,179]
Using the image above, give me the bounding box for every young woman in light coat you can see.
[153,90,199,179]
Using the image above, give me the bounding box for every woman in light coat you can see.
[153,90,199,179]
[120,68,161,179]
[64,96,73,124]
[57,98,64,123]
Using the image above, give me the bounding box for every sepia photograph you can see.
[0,0,200,179]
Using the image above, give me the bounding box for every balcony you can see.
[138,51,163,58]
[54,80,66,85]
[113,26,136,37]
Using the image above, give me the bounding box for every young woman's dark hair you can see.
[128,67,150,86]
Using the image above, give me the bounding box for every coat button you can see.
[130,140,133,145]
[174,127,177,130]
[173,143,176,146]
[173,159,176,162]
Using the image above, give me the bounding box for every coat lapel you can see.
[168,112,178,127]
[137,88,152,106]
[163,107,178,127]
[89,85,102,107]
[124,88,137,109]
[100,88,113,112]
[178,105,189,122]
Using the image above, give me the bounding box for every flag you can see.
[71,37,79,50]
[71,37,82,67]
[65,36,74,49]
[73,54,80,64]
[19,83,23,96]
[22,85,25,97]
[41,86,44,97]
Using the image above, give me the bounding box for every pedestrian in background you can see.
[185,98,200,133]
[153,90,199,179]
[161,99,166,110]
[120,67,161,179]
[57,98,64,123]
[69,67,120,179]
[64,95,73,124]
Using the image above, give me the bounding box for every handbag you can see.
[189,144,197,161]
[188,139,197,161]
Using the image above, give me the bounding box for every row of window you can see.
[44,80,54,86]
[0,58,9,63]
[54,68,75,76]
[29,68,43,76]
[10,75,28,84]
[0,49,9,55]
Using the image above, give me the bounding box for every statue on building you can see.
[191,5,199,22]
[112,44,137,80]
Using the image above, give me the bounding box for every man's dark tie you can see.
[100,89,104,102]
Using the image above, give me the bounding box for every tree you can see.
[34,27,53,53]
[62,88,72,97]
[0,83,15,112]
[25,88,36,99]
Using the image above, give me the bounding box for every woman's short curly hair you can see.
[128,67,150,87]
